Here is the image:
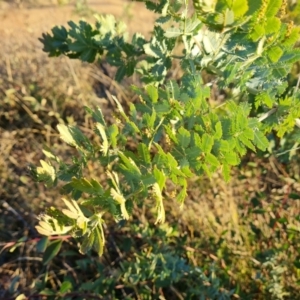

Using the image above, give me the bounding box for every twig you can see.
[258,107,277,122]
[63,261,79,284]
[0,235,72,253]
[276,145,300,157]
[170,285,185,300]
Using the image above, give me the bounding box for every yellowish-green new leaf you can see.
[36,215,72,236]
[107,171,120,190]
[110,188,129,220]
[93,225,105,256]
[42,149,57,160]
[37,160,56,186]
[95,122,108,155]
[61,198,88,234]
[231,0,248,19]
[153,167,166,190]
[265,17,280,35]
[37,220,54,234]
[146,85,158,103]
[57,124,76,146]
[61,208,78,220]
[152,182,165,224]
[80,232,95,255]
[222,163,231,182]
[62,198,80,216]
[267,46,283,63]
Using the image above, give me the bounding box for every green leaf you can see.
[223,9,234,26]
[154,101,171,114]
[57,124,89,150]
[115,64,127,82]
[85,106,106,126]
[142,111,157,131]
[39,289,56,296]
[267,46,283,63]
[222,163,231,182]
[185,14,202,33]
[119,151,141,178]
[112,95,140,133]
[92,225,105,256]
[231,0,248,18]
[71,177,102,194]
[186,146,202,164]
[218,140,229,153]
[251,24,264,41]
[168,80,181,99]
[166,152,179,169]
[164,27,182,38]
[80,48,97,63]
[214,121,223,139]
[253,130,269,151]
[235,138,247,155]
[177,127,191,148]
[107,124,119,148]
[80,232,95,255]
[176,177,187,204]
[141,174,156,186]
[138,143,151,166]
[59,281,72,293]
[164,125,178,143]
[279,50,300,65]
[153,167,166,190]
[265,17,281,35]
[36,237,49,253]
[42,149,57,160]
[146,85,159,103]
[43,239,63,265]
[239,134,255,151]
[255,92,273,108]
[201,133,214,153]
[205,153,219,167]
[224,152,240,166]
[126,59,135,76]
[265,0,281,17]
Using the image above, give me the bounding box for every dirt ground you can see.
[0,0,155,39]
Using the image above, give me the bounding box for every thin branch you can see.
[258,107,277,122]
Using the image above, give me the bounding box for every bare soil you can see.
[0,0,155,39]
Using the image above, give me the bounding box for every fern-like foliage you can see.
[34,0,300,256]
